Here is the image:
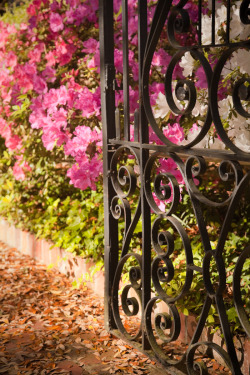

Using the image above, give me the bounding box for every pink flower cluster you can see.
[29,83,102,188]
[0,0,103,189]
[0,118,22,151]
[0,0,206,194]
[13,155,32,181]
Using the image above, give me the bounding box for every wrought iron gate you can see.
[100,0,250,373]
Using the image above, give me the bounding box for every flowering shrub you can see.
[0,0,248,191]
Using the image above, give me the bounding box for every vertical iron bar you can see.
[122,0,130,141]
[134,109,139,142]
[226,0,231,43]
[99,0,119,332]
[198,0,202,45]
[138,0,151,351]
[211,0,215,44]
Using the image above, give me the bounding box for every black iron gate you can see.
[99,0,250,373]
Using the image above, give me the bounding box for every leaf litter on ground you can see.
[0,242,168,375]
[0,242,230,375]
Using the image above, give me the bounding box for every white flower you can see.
[201,15,212,45]
[202,14,221,45]
[228,115,250,151]
[223,49,250,77]
[153,92,170,119]
[233,49,250,75]
[235,130,250,152]
[230,4,244,40]
[184,124,209,148]
[192,100,207,117]
[216,5,227,27]
[218,97,233,120]
[179,52,195,77]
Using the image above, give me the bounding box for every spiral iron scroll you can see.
[109,146,143,340]
[102,0,250,373]
[140,0,250,371]
[142,0,250,154]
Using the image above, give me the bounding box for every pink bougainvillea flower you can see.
[45,50,56,67]
[5,134,22,150]
[33,75,47,94]
[6,51,17,68]
[67,154,102,191]
[64,125,101,158]
[196,66,207,89]
[163,123,185,145]
[42,126,69,150]
[74,87,100,118]
[49,12,64,33]
[43,86,68,111]
[42,66,56,82]
[13,159,32,181]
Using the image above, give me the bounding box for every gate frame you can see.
[100,1,250,373]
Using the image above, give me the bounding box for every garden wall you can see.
[0,219,105,298]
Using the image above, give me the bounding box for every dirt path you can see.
[0,242,169,375]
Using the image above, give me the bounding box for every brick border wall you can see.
[0,219,105,298]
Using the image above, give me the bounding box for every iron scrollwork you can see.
[100,0,250,373]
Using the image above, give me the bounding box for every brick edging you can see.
[0,219,104,298]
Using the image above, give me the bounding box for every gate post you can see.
[99,0,118,331]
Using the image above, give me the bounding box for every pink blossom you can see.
[149,82,165,106]
[5,134,22,150]
[196,67,207,89]
[74,87,100,118]
[6,51,17,68]
[28,47,41,64]
[163,123,185,144]
[43,86,68,111]
[49,12,64,33]
[42,126,69,150]
[55,41,76,66]
[20,23,28,30]
[71,4,88,26]
[33,75,47,94]
[28,15,37,29]
[13,159,32,181]
[65,9,75,24]
[13,162,26,181]
[50,0,60,11]
[82,38,99,54]
[158,158,184,185]
[27,3,37,16]
[45,50,56,66]
[64,125,101,158]
[28,43,44,63]
[42,66,56,82]
[29,110,47,129]
[51,108,68,129]
[67,154,102,191]
[24,63,37,77]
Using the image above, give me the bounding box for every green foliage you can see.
[0,0,30,25]
[0,150,104,262]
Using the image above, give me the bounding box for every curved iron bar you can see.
[100,0,250,373]
[110,146,142,258]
